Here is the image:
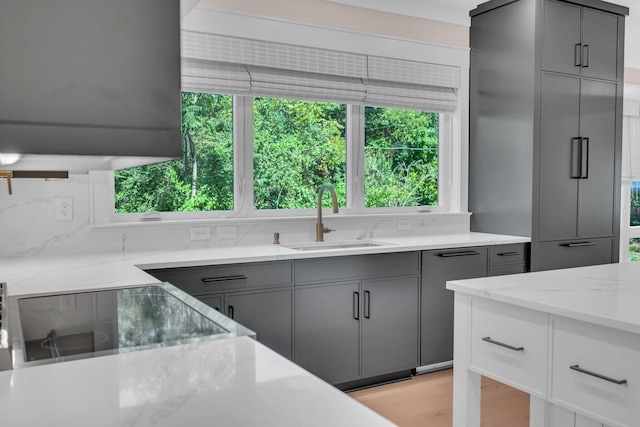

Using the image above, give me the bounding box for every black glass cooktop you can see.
[16,285,230,363]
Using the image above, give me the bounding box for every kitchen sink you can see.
[282,240,391,251]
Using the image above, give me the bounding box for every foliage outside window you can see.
[114,93,233,213]
[253,98,347,210]
[113,92,444,217]
[631,181,640,227]
[364,106,438,208]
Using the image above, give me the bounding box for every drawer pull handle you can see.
[202,275,247,283]
[496,252,520,257]
[482,337,524,352]
[560,242,596,248]
[569,365,627,385]
[437,251,480,258]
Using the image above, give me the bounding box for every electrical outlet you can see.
[190,226,212,241]
[397,219,412,231]
[218,225,238,240]
[56,197,73,221]
[59,294,76,312]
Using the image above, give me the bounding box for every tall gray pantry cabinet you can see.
[468,0,628,271]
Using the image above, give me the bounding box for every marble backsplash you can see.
[0,173,471,258]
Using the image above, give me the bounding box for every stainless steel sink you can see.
[282,240,390,251]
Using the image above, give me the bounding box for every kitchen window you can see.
[109,32,460,221]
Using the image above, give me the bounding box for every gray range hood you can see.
[0,0,182,172]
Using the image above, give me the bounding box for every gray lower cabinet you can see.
[294,252,420,386]
[225,289,293,359]
[294,281,361,384]
[421,247,488,366]
[146,261,294,359]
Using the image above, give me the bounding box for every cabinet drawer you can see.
[146,261,293,295]
[489,244,527,266]
[551,317,640,427]
[295,252,419,284]
[535,238,612,271]
[470,298,548,396]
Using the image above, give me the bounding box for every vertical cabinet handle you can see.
[571,137,582,178]
[353,292,360,320]
[364,291,371,319]
[582,45,590,68]
[228,305,234,319]
[574,43,582,66]
[581,138,589,179]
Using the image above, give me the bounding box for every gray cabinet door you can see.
[294,282,360,384]
[542,0,619,81]
[361,276,419,377]
[538,73,581,241]
[542,0,582,75]
[581,8,620,81]
[577,79,617,237]
[226,289,293,359]
[421,248,488,366]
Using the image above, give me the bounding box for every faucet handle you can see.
[323,226,335,234]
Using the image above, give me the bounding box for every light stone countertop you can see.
[447,261,640,335]
[1,232,529,296]
[0,231,528,427]
[0,335,395,427]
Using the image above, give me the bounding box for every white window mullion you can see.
[232,95,253,218]
[346,104,365,213]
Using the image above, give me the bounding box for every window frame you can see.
[108,95,453,222]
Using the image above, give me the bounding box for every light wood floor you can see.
[349,369,529,427]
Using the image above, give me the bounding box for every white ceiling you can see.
[326,0,640,69]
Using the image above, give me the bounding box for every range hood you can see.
[0,0,182,172]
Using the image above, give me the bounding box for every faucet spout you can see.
[316,183,339,242]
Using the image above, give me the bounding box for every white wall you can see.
[0,5,471,258]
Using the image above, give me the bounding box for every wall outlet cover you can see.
[397,219,412,231]
[56,197,73,221]
[190,226,212,241]
[218,225,238,240]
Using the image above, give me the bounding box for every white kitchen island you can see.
[447,262,640,427]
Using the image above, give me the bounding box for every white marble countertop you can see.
[0,232,529,296]
[0,336,394,427]
[0,232,527,426]
[447,261,640,335]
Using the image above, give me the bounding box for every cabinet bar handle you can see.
[570,365,627,385]
[574,43,582,66]
[560,242,596,247]
[202,275,247,283]
[571,137,582,178]
[364,291,371,319]
[228,305,234,319]
[353,292,360,320]
[497,251,520,257]
[482,337,524,352]
[582,44,590,68]
[437,251,480,258]
[581,137,589,179]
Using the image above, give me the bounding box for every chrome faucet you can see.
[316,183,339,242]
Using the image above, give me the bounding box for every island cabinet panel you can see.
[469,0,626,272]
[551,316,640,427]
[293,252,420,388]
[421,247,488,366]
[469,298,548,397]
[146,261,294,359]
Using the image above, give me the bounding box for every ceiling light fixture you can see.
[0,153,21,165]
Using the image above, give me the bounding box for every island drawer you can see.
[469,297,548,397]
[146,261,293,295]
[551,316,640,427]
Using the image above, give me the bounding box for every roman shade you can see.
[180,31,459,112]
